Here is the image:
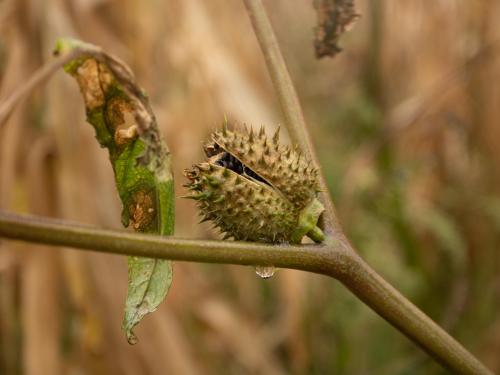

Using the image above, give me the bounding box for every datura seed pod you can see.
[183,124,325,247]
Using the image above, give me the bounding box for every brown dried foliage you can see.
[314,0,359,58]
[1,0,500,374]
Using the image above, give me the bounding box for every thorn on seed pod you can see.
[183,122,324,245]
[273,126,280,143]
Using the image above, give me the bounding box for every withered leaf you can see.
[55,38,174,344]
[314,0,360,58]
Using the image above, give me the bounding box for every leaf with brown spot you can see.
[55,38,174,344]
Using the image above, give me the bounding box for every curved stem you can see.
[307,226,325,243]
[0,210,493,374]
[242,0,492,373]
[0,49,81,128]
[336,246,492,375]
[0,1,492,372]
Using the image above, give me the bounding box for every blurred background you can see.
[1,0,500,374]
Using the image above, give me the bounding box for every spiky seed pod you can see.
[211,126,320,210]
[184,124,325,244]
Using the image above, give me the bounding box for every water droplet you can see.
[255,266,276,279]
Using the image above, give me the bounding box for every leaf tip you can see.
[124,327,139,345]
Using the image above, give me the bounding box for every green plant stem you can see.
[0,211,333,270]
[242,0,492,373]
[242,0,339,234]
[0,210,492,374]
[0,1,492,372]
[336,247,492,375]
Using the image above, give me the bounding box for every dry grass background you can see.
[1,0,500,374]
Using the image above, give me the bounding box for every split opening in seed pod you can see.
[209,144,271,187]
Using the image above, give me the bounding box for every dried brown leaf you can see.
[313,0,360,58]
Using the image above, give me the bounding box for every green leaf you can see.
[55,37,174,344]
[123,256,173,344]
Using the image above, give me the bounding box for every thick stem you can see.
[336,248,492,375]
[0,210,493,374]
[242,0,492,373]
[0,2,492,372]
[0,211,340,273]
